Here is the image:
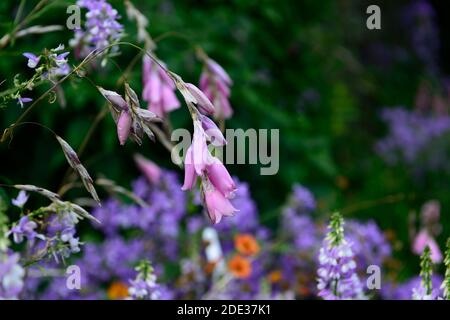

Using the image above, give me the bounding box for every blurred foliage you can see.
[1,0,450,279]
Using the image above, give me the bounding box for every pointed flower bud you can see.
[98,87,128,111]
[117,110,132,145]
[185,83,215,115]
[200,115,226,146]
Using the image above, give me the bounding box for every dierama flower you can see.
[199,58,233,119]
[134,154,161,185]
[200,115,227,146]
[185,83,215,115]
[11,191,29,208]
[181,146,197,191]
[98,87,128,111]
[192,120,210,175]
[98,85,160,146]
[117,110,132,145]
[205,157,236,199]
[7,216,45,244]
[142,55,180,117]
[23,53,40,68]
[413,229,442,263]
[203,180,238,224]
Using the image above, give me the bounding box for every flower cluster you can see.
[14,45,71,108]
[177,80,237,224]
[316,213,366,300]
[199,58,233,119]
[98,84,161,146]
[70,0,123,60]
[142,55,180,118]
[402,0,439,74]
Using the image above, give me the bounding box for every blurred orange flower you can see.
[107,281,129,300]
[228,255,252,279]
[234,234,260,256]
[268,270,283,283]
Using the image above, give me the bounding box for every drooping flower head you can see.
[142,55,180,117]
[316,212,366,300]
[199,58,233,119]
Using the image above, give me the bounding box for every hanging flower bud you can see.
[117,110,132,145]
[199,58,233,119]
[97,87,128,111]
[185,83,215,115]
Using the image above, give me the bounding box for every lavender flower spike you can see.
[317,212,366,300]
[412,246,440,300]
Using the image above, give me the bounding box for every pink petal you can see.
[181,146,197,191]
[161,85,180,113]
[206,157,236,198]
[207,58,232,85]
[192,121,208,175]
